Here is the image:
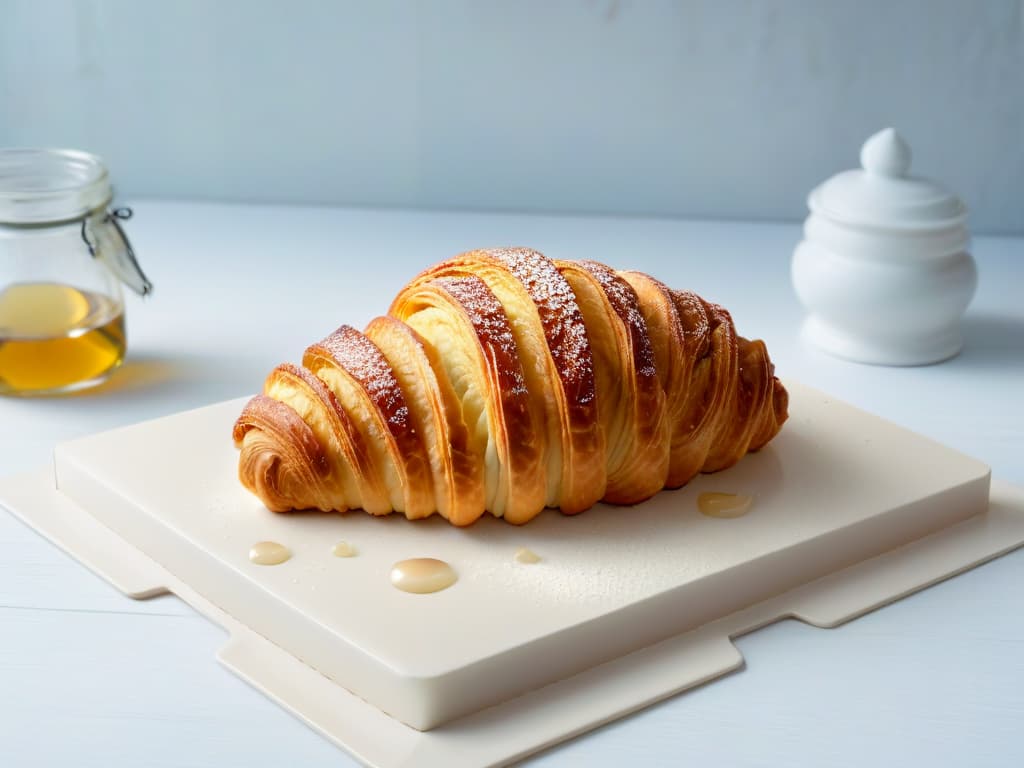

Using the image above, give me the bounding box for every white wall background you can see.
[1,0,1022,233]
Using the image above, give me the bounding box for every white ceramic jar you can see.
[792,128,975,366]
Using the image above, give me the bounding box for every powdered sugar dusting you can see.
[486,247,596,404]
[578,261,658,379]
[434,276,529,397]
[670,288,712,360]
[316,325,412,432]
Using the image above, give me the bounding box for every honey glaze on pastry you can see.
[233,248,789,525]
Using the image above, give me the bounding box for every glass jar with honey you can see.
[0,148,151,396]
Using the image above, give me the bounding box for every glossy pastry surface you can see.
[233,248,788,525]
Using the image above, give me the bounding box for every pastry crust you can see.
[234,248,788,525]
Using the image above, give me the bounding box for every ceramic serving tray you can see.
[3,380,1022,766]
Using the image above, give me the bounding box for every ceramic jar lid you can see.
[808,128,967,231]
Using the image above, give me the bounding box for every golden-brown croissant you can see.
[233,248,788,525]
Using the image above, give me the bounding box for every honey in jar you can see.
[0,282,126,395]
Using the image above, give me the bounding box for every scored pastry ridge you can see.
[234,247,789,525]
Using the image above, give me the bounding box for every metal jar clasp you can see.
[81,207,153,297]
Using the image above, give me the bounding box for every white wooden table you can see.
[1,202,1021,767]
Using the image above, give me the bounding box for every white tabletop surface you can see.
[1,201,1021,767]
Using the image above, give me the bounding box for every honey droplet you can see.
[390,558,457,594]
[514,547,541,564]
[249,541,291,565]
[697,492,753,519]
[332,541,357,558]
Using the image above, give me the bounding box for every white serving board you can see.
[49,381,991,730]
[3,380,1024,766]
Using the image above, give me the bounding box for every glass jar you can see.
[0,148,151,396]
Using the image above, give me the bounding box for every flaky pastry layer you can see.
[233,248,788,525]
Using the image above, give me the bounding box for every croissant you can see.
[233,248,788,525]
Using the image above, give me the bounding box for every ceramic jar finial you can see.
[791,128,975,366]
[860,128,911,178]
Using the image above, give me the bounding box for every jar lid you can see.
[0,148,112,224]
[807,128,967,231]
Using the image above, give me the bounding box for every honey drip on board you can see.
[390,558,457,594]
[249,541,291,565]
[332,541,357,558]
[697,492,753,518]
[0,282,125,395]
[514,547,541,564]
